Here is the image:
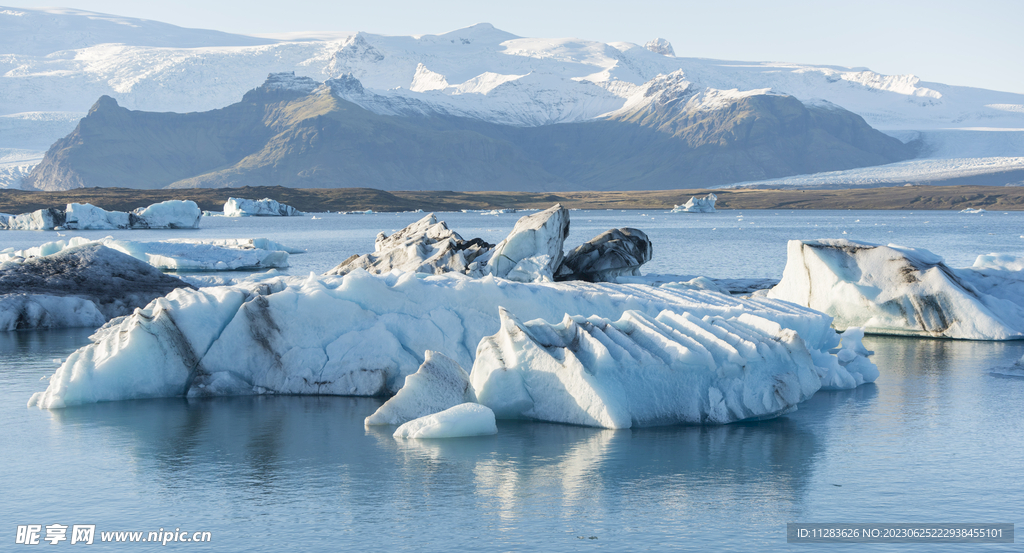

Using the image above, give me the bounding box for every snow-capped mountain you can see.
[2,6,1023,189]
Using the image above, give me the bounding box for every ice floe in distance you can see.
[672,193,717,213]
[224,197,303,217]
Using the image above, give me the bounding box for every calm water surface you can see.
[2,210,1023,551]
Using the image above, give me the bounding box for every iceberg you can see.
[0,207,65,230]
[65,203,130,230]
[30,271,857,409]
[393,403,497,439]
[486,204,569,282]
[1,236,293,271]
[365,351,475,426]
[556,228,652,282]
[224,197,303,217]
[471,307,868,428]
[1,243,192,331]
[672,193,717,213]
[0,201,201,230]
[767,239,1024,339]
[325,214,491,276]
[131,200,202,229]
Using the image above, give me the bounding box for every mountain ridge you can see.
[22,73,915,192]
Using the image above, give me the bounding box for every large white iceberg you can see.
[1,243,192,331]
[1,236,293,271]
[224,197,303,217]
[767,239,1024,339]
[672,193,717,213]
[29,271,858,410]
[393,403,497,439]
[471,307,871,428]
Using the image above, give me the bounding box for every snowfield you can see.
[1,7,1022,188]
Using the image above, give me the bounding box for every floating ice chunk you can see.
[365,351,475,425]
[767,239,1024,339]
[1,243,192,331]
[65,203,130,230]
[672,193,717,213]
[0,207,65,230]
[224,197,302,217]
[131,200,202,229]
[557,228,652,282]
[959,208,986,214]
[972,253,1024,272]
[471,307,831,428]
[393,403,497,439]
[325,214,491,276]
[30,271,852,408]
[487,204,569,282]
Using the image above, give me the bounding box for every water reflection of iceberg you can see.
[53,396,821,513]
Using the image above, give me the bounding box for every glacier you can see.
[766,239,1024,340]
[28,270,865,414]
[2,8,1023,188]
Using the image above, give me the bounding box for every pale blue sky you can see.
[12,0,1024,94]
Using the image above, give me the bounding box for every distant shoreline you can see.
[4,185,1024,214]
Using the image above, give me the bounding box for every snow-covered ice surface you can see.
[672,193,718,213]
[0,236,293,271]
[365,351,475,426]
[2,7,1023,187]
[0,243,191,330]
[392,403,497,439]
[223,197,303,217]
[27,271,861,411]
[767,239,1024,339]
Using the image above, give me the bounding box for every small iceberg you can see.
[393,403,497,439]
[959,207,986,214]
[672,193,717,213]
[223,197,303,217]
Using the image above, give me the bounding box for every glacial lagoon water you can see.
[2,209,1023,551]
